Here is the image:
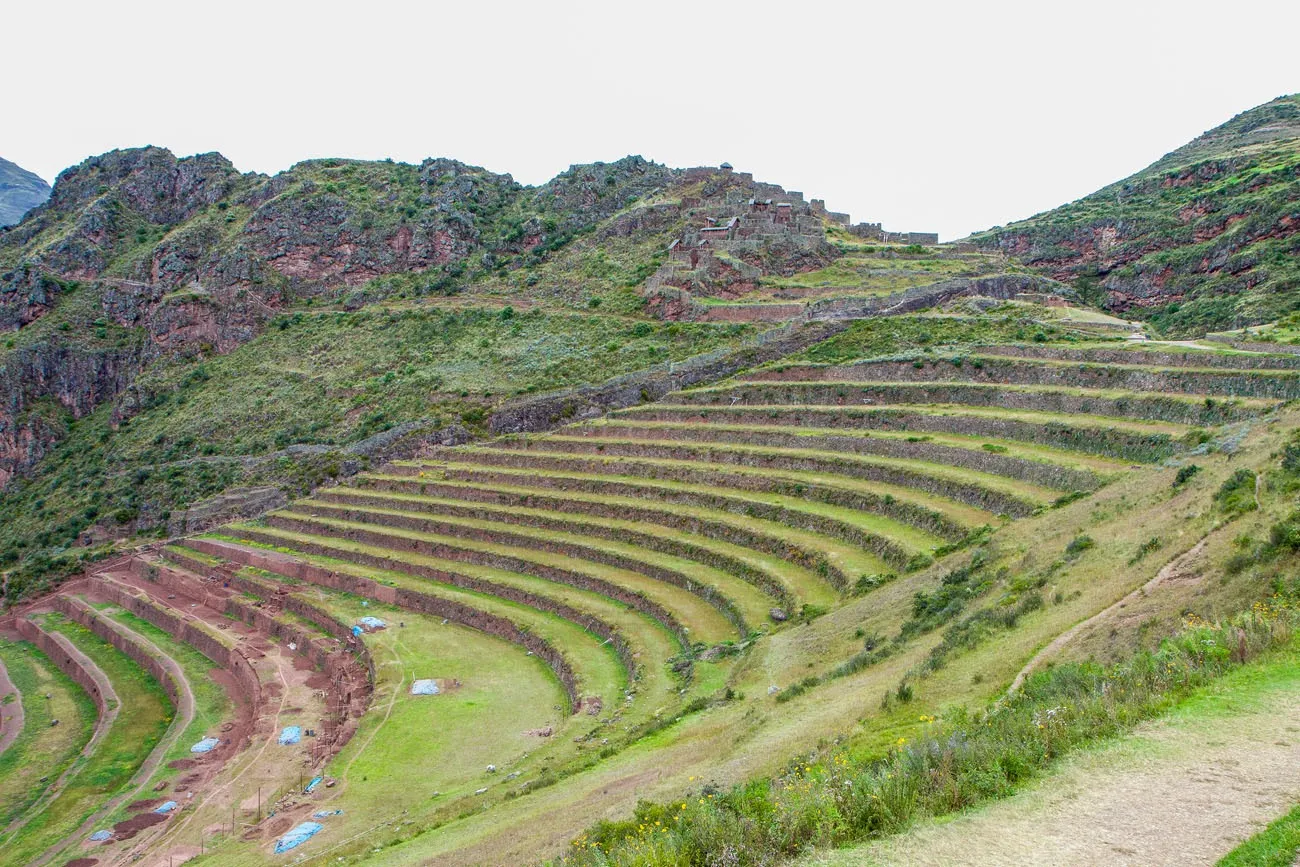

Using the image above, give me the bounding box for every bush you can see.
[1215,468,1258,516]
[1173,464,1201,487]
[1064,534,1095,557]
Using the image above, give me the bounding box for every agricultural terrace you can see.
[6,319,1300,866]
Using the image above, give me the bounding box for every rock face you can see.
[0,158,51,227]
[970,93,1300,335]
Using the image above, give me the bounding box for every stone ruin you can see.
[644,165,939,312]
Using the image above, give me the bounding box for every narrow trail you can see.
[812,656,1300,867]
[62,614,198,867]
[2,627,121,839]
[0,658,25,757]
[1008,537,1209,693]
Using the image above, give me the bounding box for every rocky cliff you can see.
[971,94,1300,335]
[0,157,51,227]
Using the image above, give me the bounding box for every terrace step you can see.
[610,403,1184,463]
[0,640,93,831]
[743,357,1300,400]
[263,510,728,643]
[6,611,170,866]
[975,343,1300,370]
[347,473,944,575]
[291,498,761,636]
[472,439,1051,517]
[191,532,660,707]
[398,453,1002,532]
[313,487,801,616]
[568,420,1118,484]
[678,381,1270,426]
[388,460,982,542]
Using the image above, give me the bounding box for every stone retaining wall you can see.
[569,424,1101,492]
[186,537,606,706]
[457,443,1037,517]
[615,406,1177,463]
[265,514,694,647]
[750,358,1300,401]
[682,382,1261,425]
[318,488,796,605]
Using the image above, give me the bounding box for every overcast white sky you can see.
[6,0,1298,240]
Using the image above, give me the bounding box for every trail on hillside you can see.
[809,659,1300,867]
[0,658,24,757]
[1008,537,1209,693]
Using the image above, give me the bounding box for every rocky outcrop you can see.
[970,94,1300,334]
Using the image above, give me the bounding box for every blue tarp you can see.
[410,679,440,695]
[191,736,220,753]
[351,625,362,637]
[274,821,323,854]
[358,616,386,630]
[89,830,113,841]
[304,775,323,793]
[278,726,302,745]
[313,809,343,818]
[154,801,178,814]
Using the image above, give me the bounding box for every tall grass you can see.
[553,599,1298,866]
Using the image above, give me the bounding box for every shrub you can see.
[1173,464,1201,487]
[1215,468,1258,516]
[1064,534,1095,558]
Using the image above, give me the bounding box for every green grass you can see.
[551,599,1300,867]
[423,455,1001,530]
[100,607,233,780]
[0,639,95,827]
[372,467,953,551]
[488,438,1057,509]
[589,418,1132,475]
[312,488,787,622]
[1218,803,1300,866]
[268,508,741,643]
[206,530,641,702]
[0,305,753,603]
[1,614,171,864]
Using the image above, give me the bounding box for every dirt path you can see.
[808,655,1300,866]
[51,613,198,867]
[0,658,24,757]
[1008,538,1209,693]
[3,627,121,837]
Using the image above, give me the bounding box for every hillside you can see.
[2,147,988,601]
[0,157,51,227]
[971,94,1300,335]
[4,122,1300,867]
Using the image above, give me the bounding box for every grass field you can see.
[0,614,171,864]
[0,639,95,829]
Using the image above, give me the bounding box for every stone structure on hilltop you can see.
[645,165,938,313]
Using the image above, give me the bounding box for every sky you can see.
[6,0,1298,241]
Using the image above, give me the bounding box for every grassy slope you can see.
[1219,803,1300,867]
[0,639,95,827]
[808,638,1300,866]
[971,94,1300,336]
[0,305,751,600]
[2,615,171,864]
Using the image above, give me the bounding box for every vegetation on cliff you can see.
[972,94,1300,335]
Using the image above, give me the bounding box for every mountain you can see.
[0,157,51,227]
[0,147,853,595]
[971,94,1300,335]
